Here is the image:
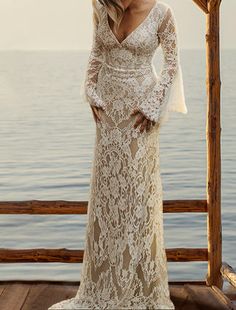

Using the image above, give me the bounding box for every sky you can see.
[0,0,234,50]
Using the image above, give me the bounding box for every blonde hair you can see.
[92,0,124,33]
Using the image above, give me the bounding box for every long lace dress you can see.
[48,0,187,309]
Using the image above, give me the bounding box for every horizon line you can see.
[0,47,235,52]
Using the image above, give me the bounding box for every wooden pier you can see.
[0,0,236,309]
[0,280,235,310]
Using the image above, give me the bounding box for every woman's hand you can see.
[131,108,156,133]
[90,105,104,123]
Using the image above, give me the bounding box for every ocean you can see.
[0,49,235,282]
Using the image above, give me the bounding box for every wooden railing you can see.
[0,199,208,264]
[0,199,207,214]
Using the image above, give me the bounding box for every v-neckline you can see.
[105,0,158,46]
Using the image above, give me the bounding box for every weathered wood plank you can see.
[185,284,231,310]
[0,285,6,297]
[211,285,236,310]
[0,283,233,310]
[0,247,208,263]
[169,285,199,310]
[21,284,77,310]
[0,279,207,285]
[0,283,30,310]
[21,284,49,310]
[0,286,5,295]
[0,199,207,214]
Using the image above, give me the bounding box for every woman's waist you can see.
[101,61,156,77]
[97,64,158,100]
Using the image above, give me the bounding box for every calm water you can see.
[0,49,235,282]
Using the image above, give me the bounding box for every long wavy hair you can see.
[92,0,124,34]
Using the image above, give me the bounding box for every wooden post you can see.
[205,0,222,288]
[192,0,209,13]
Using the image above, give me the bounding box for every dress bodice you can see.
[97,0,160,70]
[81,0,188,127]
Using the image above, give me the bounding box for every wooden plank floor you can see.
[0,282,234,310]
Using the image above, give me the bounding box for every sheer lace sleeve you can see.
[80,3,106,109]
[139,5,188,126]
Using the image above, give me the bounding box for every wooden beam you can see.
[211,285,236,310]
[0,200,88,215]
[0,279,207,285]
[192,0,209,13]
[221,262,236,288]
[0,248,208,263]
[0,248,83,263]
[166,248,208,262]
[205,0,222,289]
[0,280,82,285]
[0,199,207,214]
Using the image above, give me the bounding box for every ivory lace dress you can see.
[48,0,187,309]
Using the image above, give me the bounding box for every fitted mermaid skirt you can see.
[48,62,175,309]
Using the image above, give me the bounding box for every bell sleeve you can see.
[80,6,106,109]
[138,5,188,126]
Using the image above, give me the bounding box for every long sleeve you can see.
[138,5,187,126]
[80,5,106,109]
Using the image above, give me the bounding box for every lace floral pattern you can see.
[138,6,186,123]
[82,11,107,110]
[49,1,187,309]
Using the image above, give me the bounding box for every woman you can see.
[49,0,187,309]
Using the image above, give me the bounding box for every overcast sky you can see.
[0,0,234,50]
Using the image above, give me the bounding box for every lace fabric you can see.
[80,0,187,127]
[138,6,187,125]
[49,1,187,309]
[81,13,107,110]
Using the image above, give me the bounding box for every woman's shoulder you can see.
[157,1,174,14]
[93,0,105,27]
[156,0,175,24]
[94,0,103,11]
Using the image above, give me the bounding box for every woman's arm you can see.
[138,6,183,124]
[83,8,106,109]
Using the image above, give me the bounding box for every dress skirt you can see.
[48,63,175,309]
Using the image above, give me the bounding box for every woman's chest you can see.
[97,7,160,53]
